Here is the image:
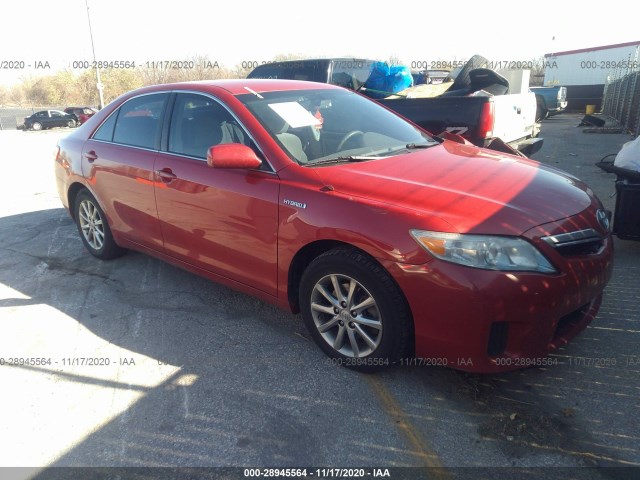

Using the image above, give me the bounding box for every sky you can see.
[1,0,638,87]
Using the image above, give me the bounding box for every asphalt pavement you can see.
[0,116,638,480]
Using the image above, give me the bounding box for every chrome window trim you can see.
[89,138,160,154]
[89,89,276,174]
[155,149,276,176]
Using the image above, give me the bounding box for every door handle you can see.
[83,150,98,162]
[155,168,177,182]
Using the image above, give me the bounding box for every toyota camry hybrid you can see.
[54,80,613,372]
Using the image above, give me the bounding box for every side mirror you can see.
[207,144,263,169]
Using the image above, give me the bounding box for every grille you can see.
[541,228,604,256]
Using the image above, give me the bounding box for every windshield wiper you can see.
[304,155,379,167]
[406,142,437,149]
[382,143,438,156]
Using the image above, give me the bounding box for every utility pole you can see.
[85,0,104,109]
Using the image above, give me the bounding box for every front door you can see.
[154,92,280,296]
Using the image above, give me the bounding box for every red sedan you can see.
[54,80,613,372]
[64,107,98,125]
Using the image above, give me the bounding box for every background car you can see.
[64,106,98,125]
[531,86,568,120]
[24,110,76,130]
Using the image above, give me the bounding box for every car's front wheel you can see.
[299,247,412,371]
[32,122,42,131]
[67,119,76,128]
[74,190,124,260]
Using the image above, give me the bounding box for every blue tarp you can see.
[364,62,413,98]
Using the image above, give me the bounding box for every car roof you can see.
[124,79,338,97]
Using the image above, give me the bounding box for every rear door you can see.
[81,92,169,251]
[42,111,56,128]
[50,110,66,127]
[154,92,280,296]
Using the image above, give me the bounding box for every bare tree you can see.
[529,56,546,87]
[387,55,403,65]
[0,86,9,106]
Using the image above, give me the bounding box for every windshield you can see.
[236,88,437,165]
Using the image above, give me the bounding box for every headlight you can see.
[410,230,556,273]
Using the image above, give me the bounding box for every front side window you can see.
[111,93,169,149]
[237,88,437,165]
[168,93,251,159]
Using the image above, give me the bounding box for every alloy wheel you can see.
[310,274,383,357]
[78,199,105,250]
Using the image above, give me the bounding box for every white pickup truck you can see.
[248,56,543,156]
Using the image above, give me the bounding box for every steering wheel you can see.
[336,130,365,151]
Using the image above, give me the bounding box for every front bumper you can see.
[383,219,613,373]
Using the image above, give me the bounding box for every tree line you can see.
[0,54,546,107]
[0,55,258,107]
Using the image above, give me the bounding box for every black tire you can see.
[32,122,42,131]
[299,247,412,372]
[74,190,125,260]
[67,119,76,128]
[535,95,548,122]
[535,107,548,122]
[448,54,489,91]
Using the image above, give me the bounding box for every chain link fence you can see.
[602,71,640,137]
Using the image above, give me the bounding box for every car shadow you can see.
[0,209,636,475]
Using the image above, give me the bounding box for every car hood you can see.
[312,141,594,235]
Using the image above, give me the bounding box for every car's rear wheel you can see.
[74,190,124,260]
[299,247,412,371]
[67,119,76,128]
[32,122,42,131]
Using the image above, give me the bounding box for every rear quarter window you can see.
[93,111,118,142]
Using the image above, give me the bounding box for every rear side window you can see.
[111,93,169,149]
